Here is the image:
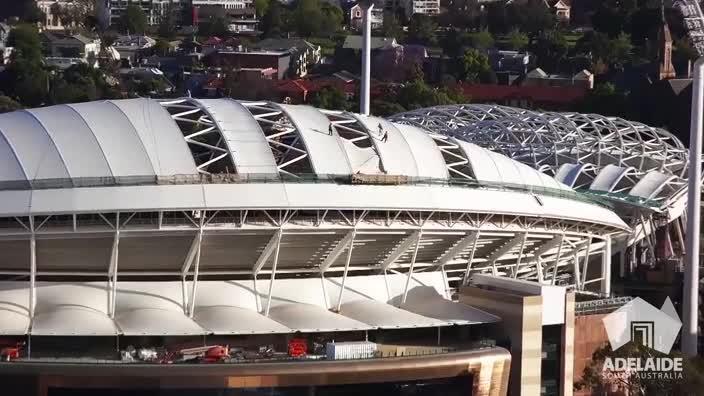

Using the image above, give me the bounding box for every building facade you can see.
[403,0,440,18]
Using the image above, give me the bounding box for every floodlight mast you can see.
[684,57,704,357]
[359,0,373,115]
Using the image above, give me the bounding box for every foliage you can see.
[460,49,492,83]
[393,78,467,111]
[1,25,48,107]
[381,11,404,41]
[371,100,406,117]
[254,0,270,19]
[154,39,171,56]
[157,3,179,40]
[507,0,555,38]
[49,63,120,104]
[591,0,638,38]
[407,14,437,46]
[505,29,529,51]
[577,83,633,119]
[200,17,229,38]
[118,4,148,34]
[50,0,96,31]
[575,342,704,395]
[531,30,568,73]
[466,30,494,50]
[293,0,342,37]
[309,86,350,110]
[575,31,633,73]
[261,0,284,38]
[0,96,23,114]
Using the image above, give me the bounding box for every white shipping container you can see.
[325,341,377,360]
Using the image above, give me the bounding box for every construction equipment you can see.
[178,345,230,363]
[287,338,308,357]
[0,342,24,362]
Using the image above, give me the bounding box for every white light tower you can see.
[359,0,374,115]
[684,57,704,357]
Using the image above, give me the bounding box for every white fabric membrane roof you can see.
[0,273,498,336]
[0,98,572,195]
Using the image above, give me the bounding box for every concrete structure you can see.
[460,275,575,396]
[107,0,188,26]
[523,68,594,89]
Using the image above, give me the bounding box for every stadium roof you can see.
[388,104,690,214]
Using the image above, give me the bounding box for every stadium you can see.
[0,98,678,395]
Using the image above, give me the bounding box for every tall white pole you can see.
[683,57,704,357]
[360,2,373,115]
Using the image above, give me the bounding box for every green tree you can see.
[407,14,437,46]
[460,48,492,83]
[506,29,529,51]
[591,0,638,38]
[119,4,148,34]
[577,83,632,118]
[467,30,494,50]
[381,11,404,41]
[293,0,342,37]
[200,17,229,37]
[154,39,171,56]
[254,0,270,19]
[157,3,178,40]
[310,86,349,110]
[371,100,406,116]
[0,96,22,113]
[1,25,48,107]
[532,29,568,73]
[49,63,119,104]
[261,0,284,38]
[507,0,555,39]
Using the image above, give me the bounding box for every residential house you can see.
[348,3,384,30]
[342,36,397,51]
[402,0,440,18]
[108,0,188,27]
[37,0,72,30]
[41,32,101,67]
[194,1,259,34]
[488,50,532,75]
[252,38,322,77]
[113,35,156,62]
[522,68,593,89]
[206,49,291,79]
[505,0,571,23]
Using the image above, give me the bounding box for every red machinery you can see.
[287,338,307,357]
[0,342,23,361]
[203,345,229,363]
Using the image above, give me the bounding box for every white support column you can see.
[683,57,704,357]
[320,231,355,273]
[335,230,357,312]
[434,231,478,270]
[486,233,527,277]
[601,234,612,296]
[264,228,283,316]
[253,230,283,275]
[188,230,203,318]
[536,257,544,283]
[401,230,423,305]
[29,216,36,321]
[360,2,373,115]
[108,229,121,318]
[512,233,528,278]
[580,237,593,286]
[573,250,581,291]
[461,230,481,286]
[550,237,565,285]
[380,231,421,271]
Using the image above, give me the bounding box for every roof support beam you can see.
[253,230,283,275]
[181,232,202,275]
[433,231,479,269]
[320,231,355,273]
[512,233,529,278]
[188,230,203,318]
[549,235,566,285]
[401,230,423,305]
[461,230,481,286]
[486,233,528,276]
[335,230,357,312]
[572,249,582,291]
[580,237,593,287]
[601,234,611,296]
[380,231,421,271]
[264,228,283,316]
[108,227,120,318]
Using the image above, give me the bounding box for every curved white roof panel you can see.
[110,99,197,176]
[0,283,29,335]
[352,115,419,176]
[278,104,353,176]
[194,98,279,174]
[68,102,156,177]
[589,164,630,192]
[26,106,112,178]
[393,124,449,179]
[32,282,118,336]
[629,171,675,200]
[0,111,70,181]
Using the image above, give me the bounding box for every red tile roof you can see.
[458,83,587,105]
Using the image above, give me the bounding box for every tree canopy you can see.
[293,0,343,37]
[460,49,493,83]
[0,96,22,114]
[309,86,351,111]
[506,29,529,51]
[118,4,148,34]
[407,14,438,46]
[1,25,48,107]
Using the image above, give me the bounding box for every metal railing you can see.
[574,296,633,315]
[0,173,616,210]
